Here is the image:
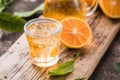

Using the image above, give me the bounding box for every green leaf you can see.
[48,61,74,76]
[0,0,7,12]
[0,12,26,32]
[75,78,86,80]
[48,53,80,76]
[13,3,44,18]
[116,63,120,75]
[73,52,80,62]
[6,0,14,5]
[0,0,14,12]
[0,6,5,12]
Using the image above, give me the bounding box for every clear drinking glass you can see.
[24,18,62,67]
[44,0,98,21]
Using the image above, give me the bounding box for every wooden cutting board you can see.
[0,10,120,80]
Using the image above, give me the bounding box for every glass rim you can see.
[86,0,98,16]
[24,18,62,38]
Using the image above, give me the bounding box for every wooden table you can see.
[90,31,120,80]
[0,0,120,80]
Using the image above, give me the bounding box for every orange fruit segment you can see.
[99,0,120,18]
[60,17,92,49]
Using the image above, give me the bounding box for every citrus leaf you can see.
[0,12,26,32]
[73,52,80,62]
[48,53,80,76]
[6,0,14,5]
[0,0,7,12]
[48,61,74,76]
[0,0,14,12]
[13,3,44,18]
[0,6,5,12]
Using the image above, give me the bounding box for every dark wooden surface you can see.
[0,0,120,80]
[90,31,120,80]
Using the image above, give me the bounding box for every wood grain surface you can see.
[0,0,120,80]
[90,31,120,80]
[0,8,120,80]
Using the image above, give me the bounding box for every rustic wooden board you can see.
[0,10,120,80]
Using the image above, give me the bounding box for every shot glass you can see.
[24,18,62,67]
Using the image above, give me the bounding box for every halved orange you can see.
[59,17,92,49]
[99,0,120,18]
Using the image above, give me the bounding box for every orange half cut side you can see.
[99,0,120,18]
[60,17,92,49]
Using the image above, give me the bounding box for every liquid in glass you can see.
[24,18,62,67]
[44,0,86,21]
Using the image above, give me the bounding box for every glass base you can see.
[30,57,59,67]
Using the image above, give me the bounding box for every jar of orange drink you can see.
[44,0,98,21]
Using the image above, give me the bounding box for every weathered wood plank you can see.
[90,31,120,80]
[0,10,120,80]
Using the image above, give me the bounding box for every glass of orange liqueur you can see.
[24,18,62,67]
[44,0,98,21]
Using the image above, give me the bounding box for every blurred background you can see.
[0,0,120,80]
[0,0,43,56]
